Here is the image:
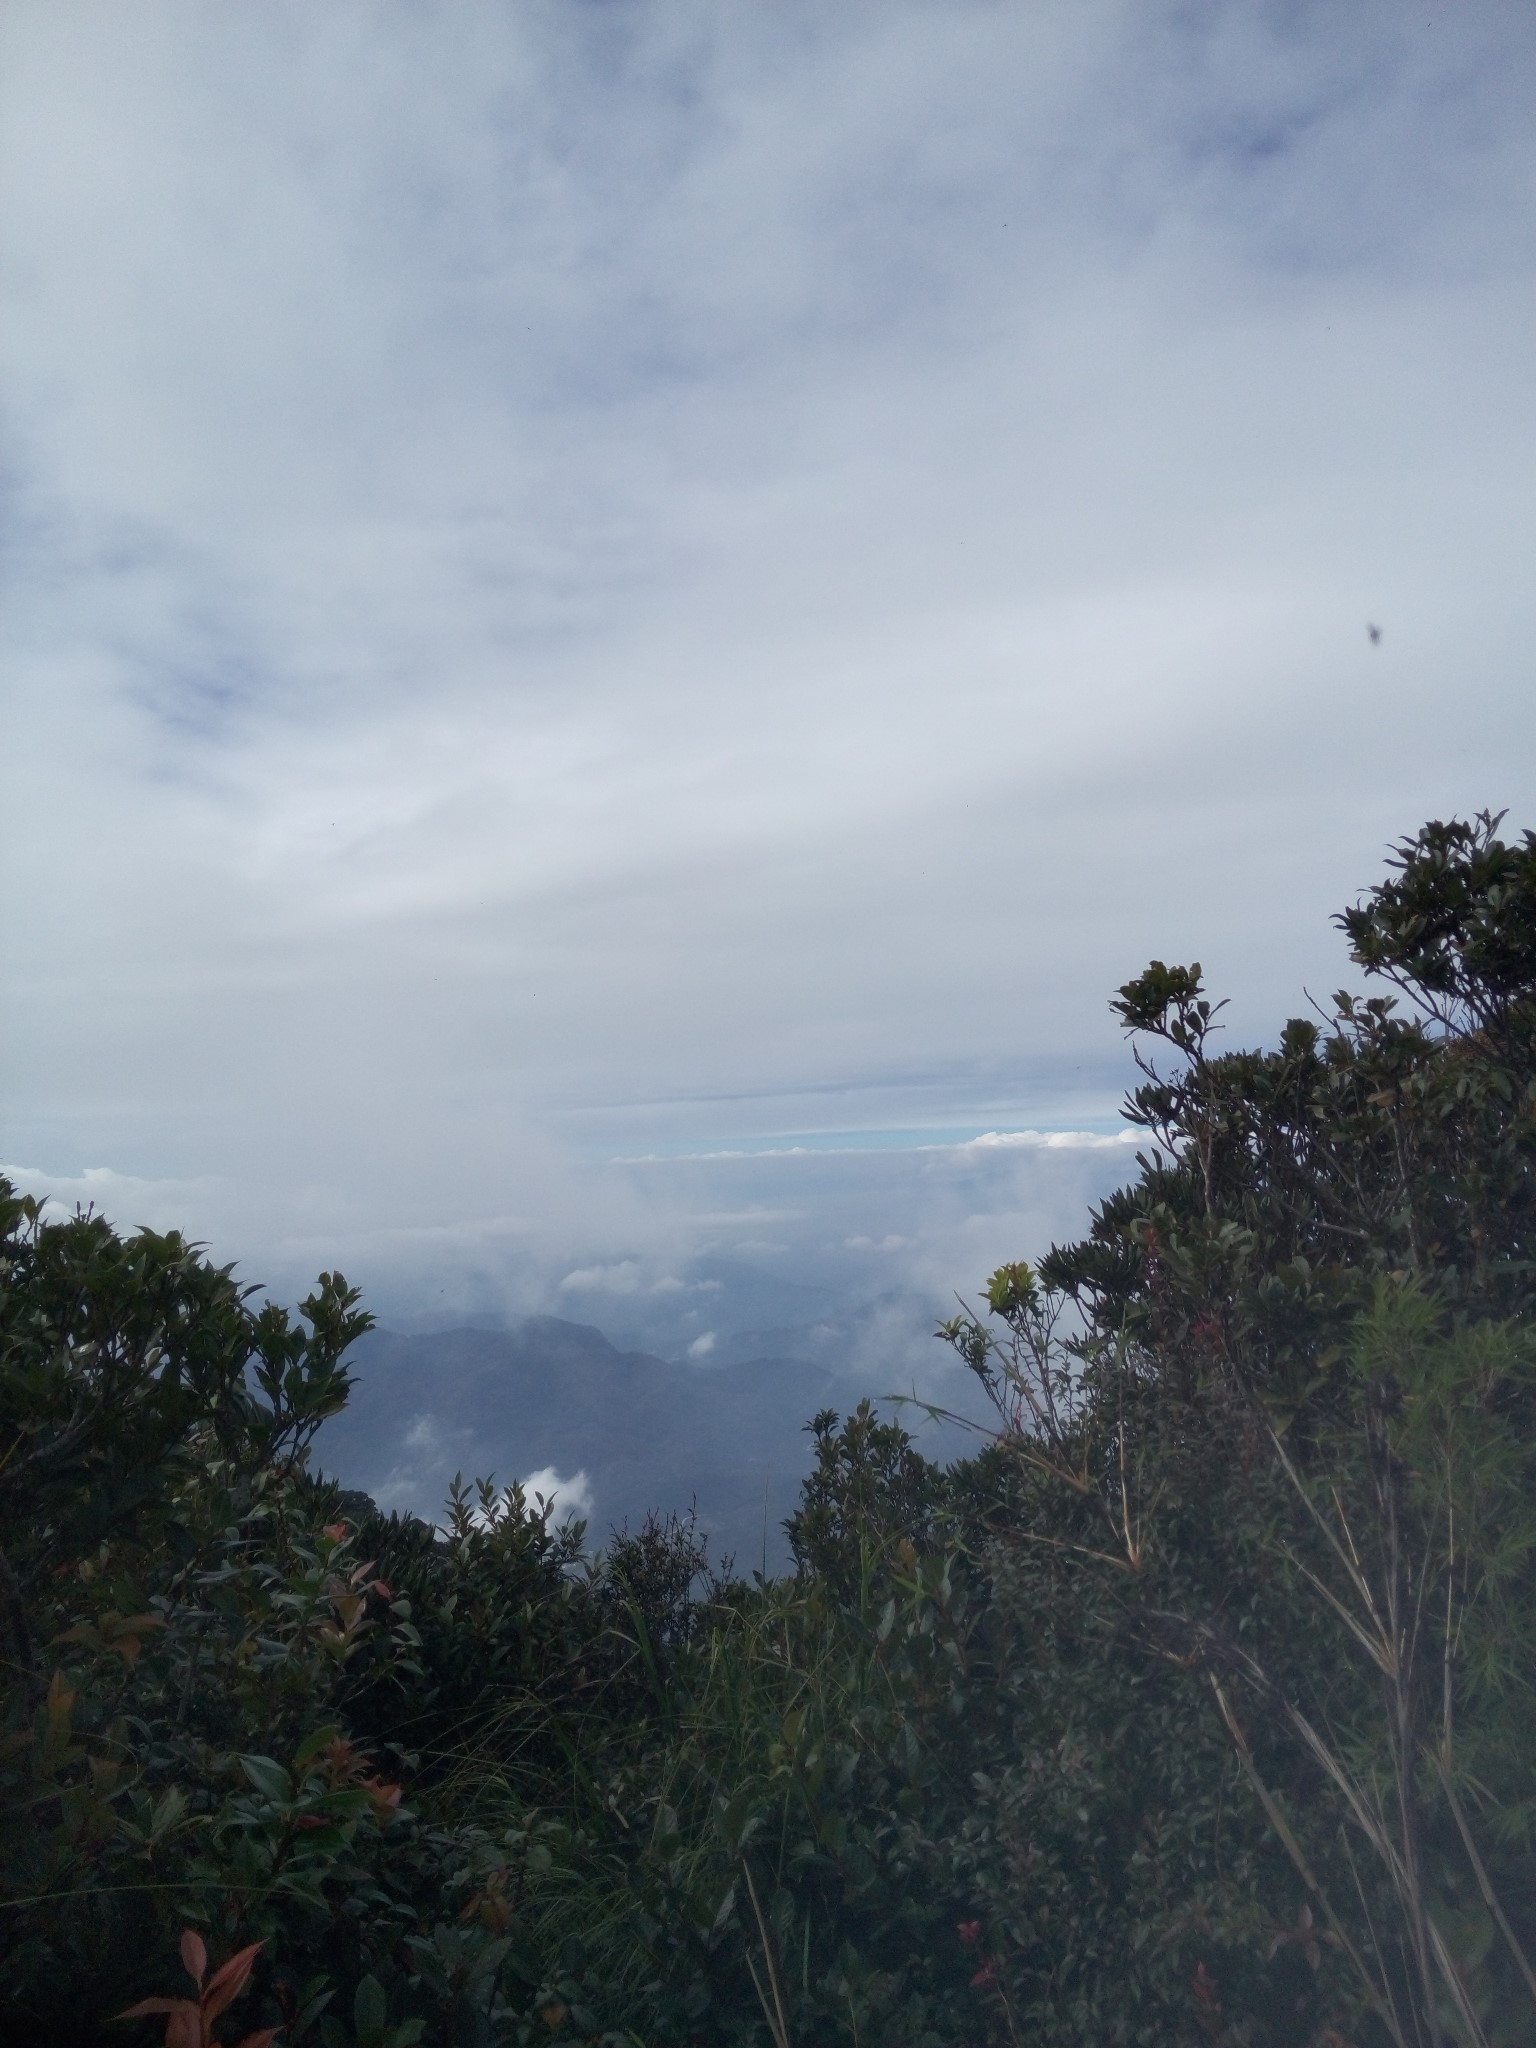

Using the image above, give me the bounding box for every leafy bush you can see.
[937,811,1536,2047]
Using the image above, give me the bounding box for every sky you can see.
[3,1,1536,1380]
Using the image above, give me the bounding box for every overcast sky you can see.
[3,2,1535,1348]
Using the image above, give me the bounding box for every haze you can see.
[4,4,1534,1399]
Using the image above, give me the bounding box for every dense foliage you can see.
[6,811,1536,2048]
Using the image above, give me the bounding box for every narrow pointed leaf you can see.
[202,1941,263,2022]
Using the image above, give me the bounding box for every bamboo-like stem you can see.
[742,1859,792,2048]
[746,1952,788,2048]
[1209,1677,1407,2048]
[1340,1825,1411,2048]
[1425,1911,1490,2048]
[1435,1759,1536,2011]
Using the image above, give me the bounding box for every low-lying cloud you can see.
[3,3,1533,1359]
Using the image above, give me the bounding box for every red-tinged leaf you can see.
[114,1997,188,2018]
[323,1522,349,1540]
[181,1929,208,1989]
[166,2006,206,2048]
[364,1778,402,1824]
[371,1580,394,1601]
[201,1941,263,2023]
[233,2031,281,2048]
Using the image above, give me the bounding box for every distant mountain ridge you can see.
[314,1315,848,1570]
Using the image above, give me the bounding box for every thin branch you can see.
[1012,1529,1146,1576]
[1276,1543,1395,1676]
[1267,1429,1390,1646]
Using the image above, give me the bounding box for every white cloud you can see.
[520,1466,594,1524]
[560,1261,644,1295]
[964,1130,1142,1152]
[686,1331,717,1359]
[1,1162,222,1229]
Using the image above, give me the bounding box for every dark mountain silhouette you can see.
[314,1316,850,1570]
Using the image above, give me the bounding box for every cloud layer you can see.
[3,3,1534,1334]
